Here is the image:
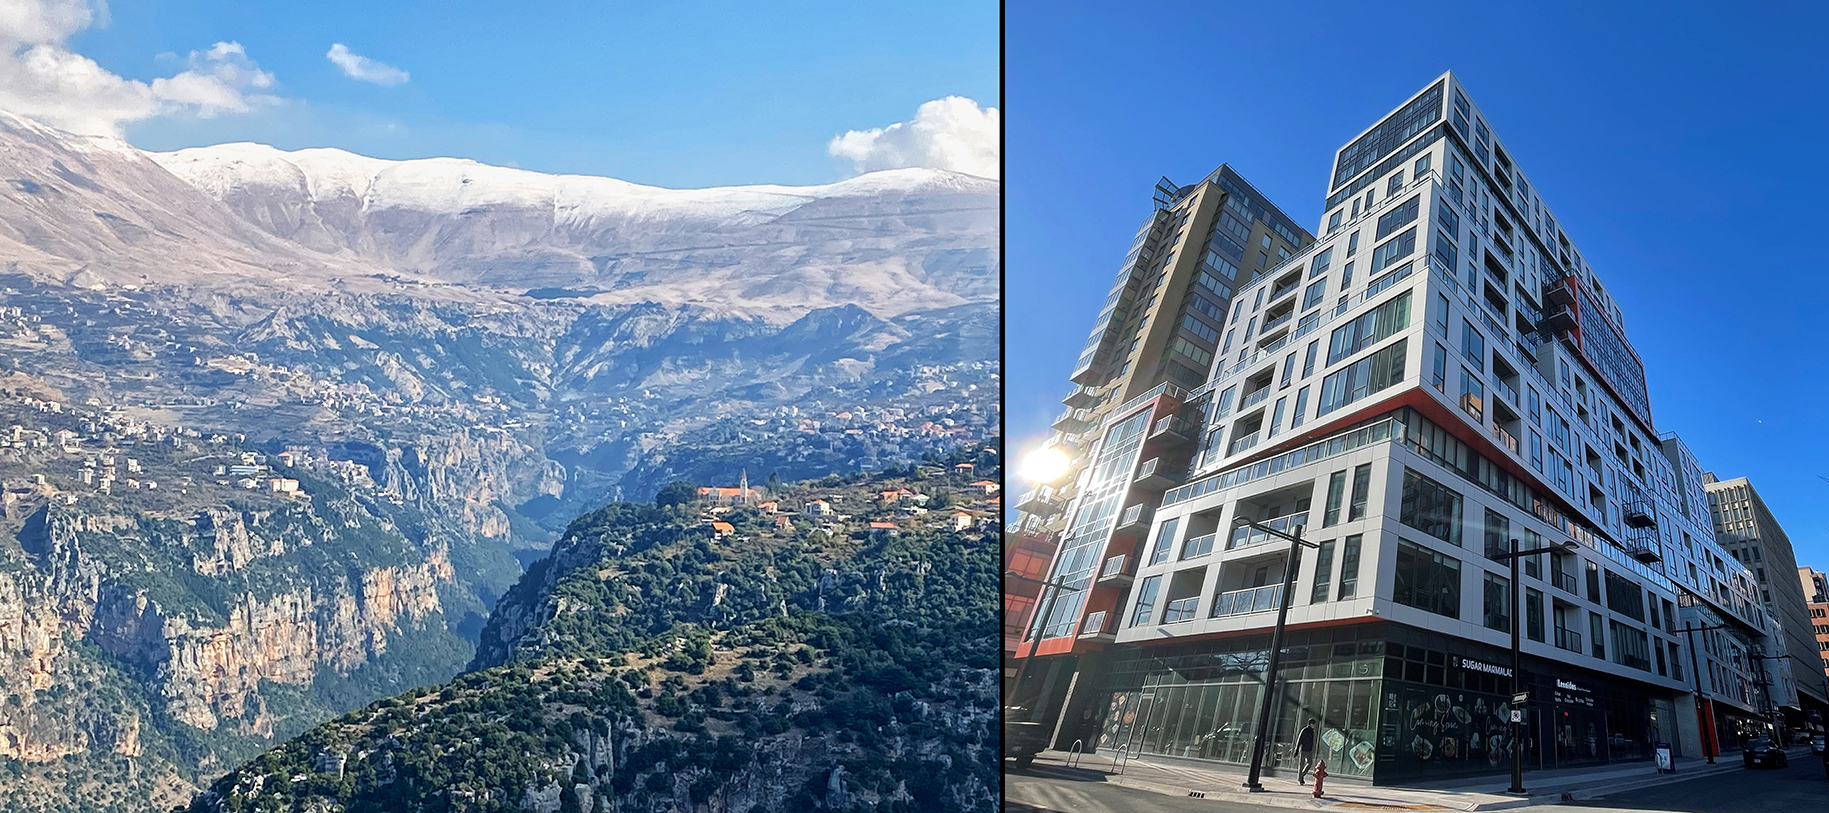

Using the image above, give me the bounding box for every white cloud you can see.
[828,96,999,180]
[326,43,408,86]
[0,0,277,136]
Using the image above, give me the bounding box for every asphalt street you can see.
[1004,752,1829,813]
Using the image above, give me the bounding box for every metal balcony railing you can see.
[1239,387,1271,411]
[1555,627,1582,653]
[1229,512,1308,551]
[1163,597,1201,624]
[1099,554,1129,580]
[1079,610,1111,638]
[1227,432,1261,456]
[1552,569,1580,594]
[1491,423,1520,455]
[1211,584,1283,618]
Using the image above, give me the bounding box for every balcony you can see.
[1540,306,1578,335]
[1162,597,1201,624]
[1623,499,1656,529]
[1051,407,1095,434]
[1229,512,1308,551]
[1181,533,1217,559]
[1015,486,1063,517]
[1113,503,1154,538]
[1554,627,1582,653]
[1062,384,1105,410]
[1491,423,1520,455]
[1238,387,1271,411]
[1149,415,1195,446]
[1226,432,1261,456]
[1552,569,1580,595]
[1097,554,1133,586]
[1494,376,1519,408]
[1211,584,1283,618]
[1078,610,1115,642]
[1268,280,1300,304]
[1260,310,1293,335]
[1623,527,1661,564]
[1543,280,1577,309]
[1133,457,1179,490]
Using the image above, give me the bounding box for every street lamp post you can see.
[1233,516,1318,792]
[1003,569,1075,714]
[1490,537,1579,795]
[1677,622,1729,764]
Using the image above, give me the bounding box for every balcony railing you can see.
[1210,254,1438,386]
[1099,554,1129,579]
[1555,627,1582,653]
[1227,432,1261,456]
[1260,310,1293,335]
[1162,597,1201,624]
[1229,512,1308,551]
[1101,382,1188,431]
[1552,569,1580,594]
[1079,610,1111,638]
[1211,584,1283,618]
[1181,533,1217,559]
[1239,387,1271,411]
[1491,423,1520,455]
[1494,376,1519,407]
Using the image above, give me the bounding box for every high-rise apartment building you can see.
[1701,475,1829,736]
[1010,71,1791,783]
[1801,567,1829,687]
[1006,168,1312,734]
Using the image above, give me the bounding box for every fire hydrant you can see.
[1312,760,1327,798]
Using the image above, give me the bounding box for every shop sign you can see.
[1453,656,1512,677]
[1552,678,1594,707]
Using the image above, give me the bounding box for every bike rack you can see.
[1067,739,1085,769]
[1111,744,1131,775]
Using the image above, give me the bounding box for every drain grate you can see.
[1188,791,1206,799]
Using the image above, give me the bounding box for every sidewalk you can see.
[1026,746,1792,811]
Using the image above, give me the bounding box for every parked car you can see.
[1743,737,1788,768]
[1811,735,1826,755]
[1005,708,1050,770]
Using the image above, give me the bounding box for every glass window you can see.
[1431,342,1447,392]
[1130,576,1161,627]
[1586,561,1601,603]
[1148,517,1180,566]
[1435,229,1457,271]
[1375,196,1420,240]
[1483,572,1511,631]
[1483,508,1510,559]
[1529,430,1543,470]
[1370,227,1417,273]
[1435,293,1450,333]
[1460,368,1485,421]
[1311,539,1336,603]
[1341,261,1354,287]
[1348,464,1372,521]
[1400,468,1463,546]
[1327,291,1412,365]
[1526,588,1545,642]
[1310,247,1334,279]
[1317,339,1407,417]
[1347,231,1360,256]
[1215,385,1237,416]
[1303,340,1319,378]
[1323,470,1347,527]
[1604,570,1647,621]
[1328,210,1343,233]
[1528,387,1541,424]
[1291,386,1310,429]
[1394,538,1461,619]
[1303,279,1327,310]
[1436,199,1459,238]
[1337,535,1363,599]
[1268,397,1288,438]
[1414,154,1432,177]
[1462,320,1485,370]
[1387,171,1405,196]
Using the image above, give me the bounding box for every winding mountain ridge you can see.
[0,109,999,811]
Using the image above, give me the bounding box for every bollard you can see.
[1313,760,1327,798]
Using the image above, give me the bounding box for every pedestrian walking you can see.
[1297,719,1318,782]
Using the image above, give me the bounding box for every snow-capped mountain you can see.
[145,143,998,319]
[0,109,998,319]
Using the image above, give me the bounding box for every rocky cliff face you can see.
[0,448,475,808]
[185,450,1003,813]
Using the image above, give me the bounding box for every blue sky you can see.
[16,0,997,187]
[1009,1,1829,571]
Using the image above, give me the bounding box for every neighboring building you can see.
[1703,475,1829,738]
[801,500,831,517]
[1801,567,1829,686]
[1011,71,1780,784]
[1005,528,1062,671]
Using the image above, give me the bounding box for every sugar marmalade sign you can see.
[1452,656,1512,678]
